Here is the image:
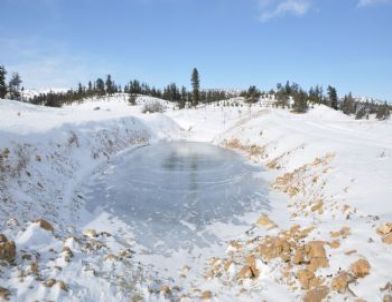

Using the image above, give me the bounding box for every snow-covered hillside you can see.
[0,95,391,302]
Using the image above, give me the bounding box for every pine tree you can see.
[9,72,22,100]
[376,102,391,120]
[105,74,114,95]
[0,65,7,99]
[292,89,309,113]
[96,78,105,95]
[327,85,338,110]
[191,68,200,107]
[341,92,355,115]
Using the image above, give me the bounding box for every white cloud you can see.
[358,0,392,7]
[258,0,312,22]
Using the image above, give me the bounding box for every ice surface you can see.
[83,142,269,253]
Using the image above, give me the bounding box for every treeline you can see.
[239,81,391,120]
[0,64,390,120]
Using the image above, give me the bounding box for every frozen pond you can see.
[82,142,270,254]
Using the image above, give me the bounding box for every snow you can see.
[0,95,391,301]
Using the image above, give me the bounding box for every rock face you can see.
[34,219,54,232]
[303,286,329,302]
[350,259,371,279]
[0,234,16,262]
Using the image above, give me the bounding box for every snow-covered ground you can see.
[0,94,391,301]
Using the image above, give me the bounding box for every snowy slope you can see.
[0,96,391,302]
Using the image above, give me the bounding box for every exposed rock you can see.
[258,237,291,262]
[237,265,257,280]
[57,280,68,292]
[43,279,57,288]
[201,290,212,300]
[382,296,392,302]
[83,229,97,238]
[303,286,329,302]
[293,247,306,265]
[382,233,392,245]
[62,246,74,262]
[0,238,16,262]
[328,240,340,249]
[34,219,54,232]
[0,287,11,300]
[0,234,7,243]
[305,241,329,272]
[297,269,316,289]
[160,285,171,297]
[384,295,392,302]
[330,226,351,239]
[245,254,260,278]
[350,259,371,279]
[311,200,324,214]
[331,272,353,293]
[256,214,277,229]
[377,223,392,236]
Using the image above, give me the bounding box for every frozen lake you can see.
[82,142,270,254]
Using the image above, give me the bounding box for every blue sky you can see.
[1,0,391,100]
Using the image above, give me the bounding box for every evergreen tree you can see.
[105,74,114,95]
[376,102,391,120]
[9,72,22,100]
[96,78,105,95]
[341,92,355,115]
[191,68,200,107]
[244,85,260,103]
[0,65,7,99]
[327,85,338,110]
[292,89,309,113]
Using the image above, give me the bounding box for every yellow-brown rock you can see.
[383,295,392,302]
[303,286,329,302]
[246,254,260,278]
[377,223,392,236]
[34,219,54,232]
[382,233,392,245]
[293,247,306,265]
[350,259,371,279]
[0,238,16,262]
[305,241,329,272]
[201,290,212,300]
[331,272,353,293]
[297,269,315,289]
[0,287,11,300]
[256,214,277,229]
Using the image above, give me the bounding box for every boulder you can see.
[331,272,353,293]
[382,233,392,245]
[0,234,7,243]
[377,223,392,236]
[303,286,329,302]
[0,287,11,300]
[350,259,371,279]
[0,238,16,262]
[305,241,329,272]
[297,269,316,289]
[201,290,212,300]
[34,219,54,232]
[384,295,392,302]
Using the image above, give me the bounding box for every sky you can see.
[0,0,391,100]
